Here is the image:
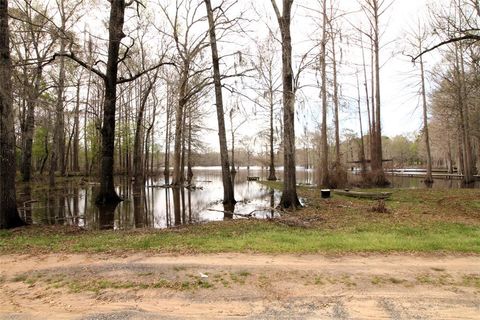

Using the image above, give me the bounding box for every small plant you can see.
[371,200,389,213]
[314,276,324,285]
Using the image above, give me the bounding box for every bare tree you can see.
[271,0,300,209]
[251,33,282,181]
[358,0,392,186]
[406,23,434,183]
[318,0,330,187]
[204,0,236,210]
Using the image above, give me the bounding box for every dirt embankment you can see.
[0,253,479,319]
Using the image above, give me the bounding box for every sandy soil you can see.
[0,253,479,319]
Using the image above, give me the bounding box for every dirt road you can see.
[0,253,479,319]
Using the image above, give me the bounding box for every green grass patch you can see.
[2,186,479,255]
[1,220,480,254]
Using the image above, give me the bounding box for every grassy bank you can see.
[1,185,479,254]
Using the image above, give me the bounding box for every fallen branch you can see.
[207,207,281,218]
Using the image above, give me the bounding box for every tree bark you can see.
[204,0,236,209]
[0,0,25,228]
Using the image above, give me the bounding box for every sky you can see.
[200,0,441,151]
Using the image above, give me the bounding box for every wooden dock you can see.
[247,177,260,181]
[385,171,480,180]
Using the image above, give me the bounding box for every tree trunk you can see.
[95,0,126,205]
[172,76,186,186]
[146,94,157,177]
[0,0,25,228]
[187,108,193,184]
[164,85,171,184]
[205,0,236,209]
[267,91,276,180]
[331,25,341,165]
[446,137,453,174]
[370,32,377,174]
[457,136,464,175]
[84,71,92,175]
[133,74,156,180]
[52,0,67,180]
[180,105,187,184]
[356,73,367,174]
[319,0,330,188]
[360,33,372,166]
[230,110,236,175]
[271,0,300,209]
[419,55,433,183]
[73,77,81,172]
[371,3,386,185]
[21,64,42,181]
[458,43,474,184]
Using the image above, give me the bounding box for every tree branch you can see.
[117,61,176,84]
[49,52,106,79]
[413,34,480,61]
[270,0,281,20]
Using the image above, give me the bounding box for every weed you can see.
[12,274,28,282]
[314,276,324,285]
[173,266,187,272]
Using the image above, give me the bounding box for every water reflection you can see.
[17,167,478,230]
[133,180,146,228]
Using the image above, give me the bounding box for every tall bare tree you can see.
[318,0,330,187]
[359,0,392,185]
[204,0,236,210]
[407,24,434,183]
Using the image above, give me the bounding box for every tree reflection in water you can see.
[133,180,146,228]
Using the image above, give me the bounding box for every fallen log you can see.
[333,189,392,200]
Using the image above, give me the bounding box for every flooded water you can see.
[18,167,478,230]
[18,167,313,230]
[384,174,480,189]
